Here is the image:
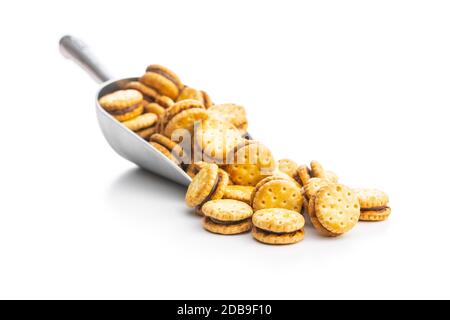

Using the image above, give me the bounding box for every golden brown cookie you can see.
[185,164,228,208]
[140,64,182,100]
[225,141,275,186]
[208,104,248,134]
[222,185,255,205]
[252,208,305,244]
[195,118,243,163]
[99,89,143,110]
[308,195,339,237]
[202,199,253,221]
[146,64,183,89]
[99,89,144,122]
[160,99,206,135]
[150,142,180,165]
[310,184,360,236]
[251,177,303,212]
[122,113,158,132]
[164,108,209,138]
[354,188,391,221]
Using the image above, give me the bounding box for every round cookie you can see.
[99,89,144,122]
[308,195,339,237]
[185,164,228,208]
[252,208,305,245]
[122,113,158,132]
[164,108,209,138]
[251,178,303,212]
[202,199,253,235]
[225,141,275,186]
[313,184,360,235]
[141,64,182,99]
[146,64,183,89]
[99,89,143,110]
[202,199,253,221]
[354,188,391,222]
[195,118,243,163]
[222,185,254,205]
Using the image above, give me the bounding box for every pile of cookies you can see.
[98,64,391,245]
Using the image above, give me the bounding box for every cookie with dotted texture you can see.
[310,184,360,236]
[355,188,391,221]
[185,164,229,208]
[251,177,303,212]
[252,208,305,244]
[225,141,275,186]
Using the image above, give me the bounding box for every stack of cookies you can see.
[98,63,391,245]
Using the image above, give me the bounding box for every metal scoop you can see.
[59,35,192,186]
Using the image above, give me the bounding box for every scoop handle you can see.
[59,35,113,83]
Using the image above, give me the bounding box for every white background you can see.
[0,0,449,299]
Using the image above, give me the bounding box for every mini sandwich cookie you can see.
[160,99,208,138]
[252,208,305,245]
[355,189,391,221]
[99,89,144,122]
[251,176,303,212]
[140,64,183,100]
[122,113,158,139]
[202,199,253,234]
[308,184,360,237]
[185,164,229,209]
[225,140,275,186]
